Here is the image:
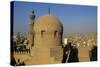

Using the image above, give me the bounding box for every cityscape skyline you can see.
[13,1,97,36]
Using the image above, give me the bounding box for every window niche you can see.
[41,30,45,37]
[54,30,58,37]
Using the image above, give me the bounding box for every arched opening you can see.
[41,30,45,37]
[54,30,58,37]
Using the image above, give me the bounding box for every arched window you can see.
[41,30,45,37]
[54,30,58,37]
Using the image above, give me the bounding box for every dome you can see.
[34,14,63,32]
[33,14,63,48]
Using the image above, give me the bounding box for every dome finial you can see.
[48,8,51,14]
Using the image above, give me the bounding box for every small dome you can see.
[34,14,63,32]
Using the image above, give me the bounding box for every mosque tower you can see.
[28,10,35,48]
[29,9,63,64]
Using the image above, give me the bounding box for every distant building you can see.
[63,38,68,46]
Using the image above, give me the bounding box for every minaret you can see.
[28,10,35,48]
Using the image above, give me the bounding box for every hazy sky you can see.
[13,1,97,36]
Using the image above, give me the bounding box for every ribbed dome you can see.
[34,14,63,32]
